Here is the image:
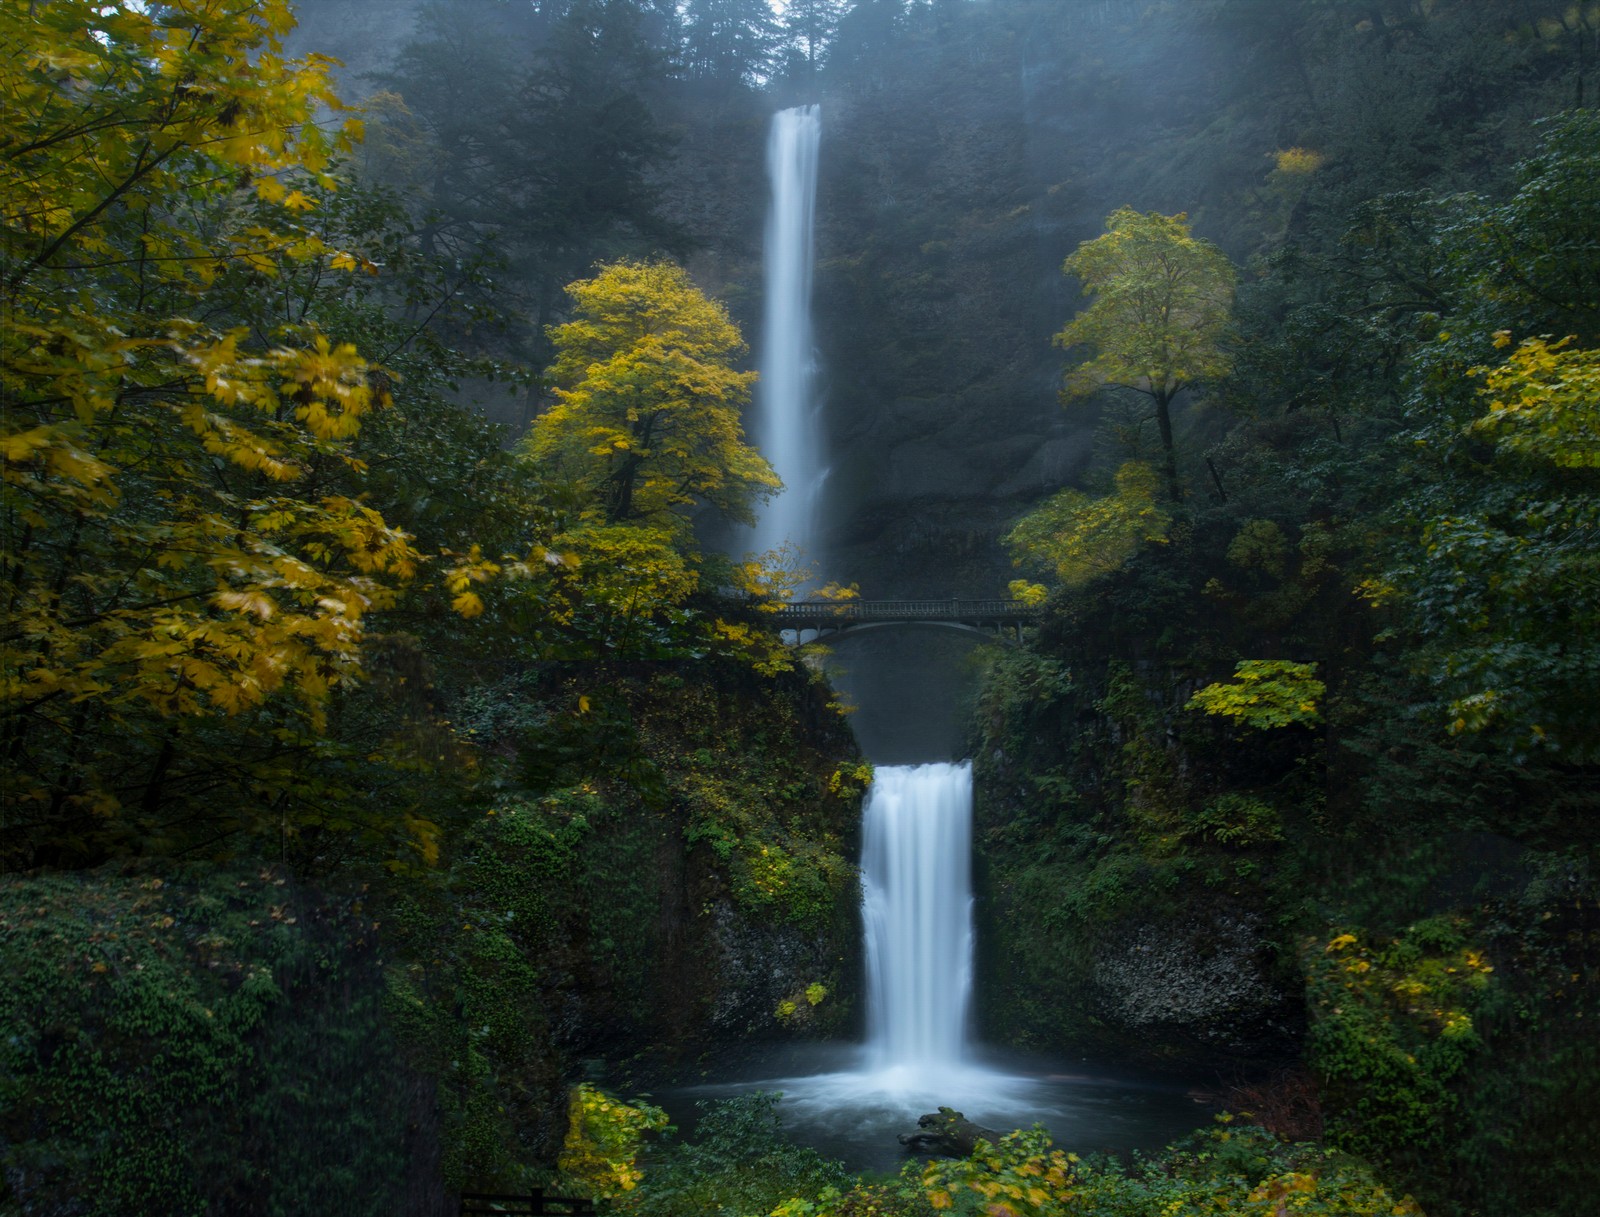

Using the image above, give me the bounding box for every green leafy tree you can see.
[827,0,903,80]
[1057,208,1236,500]
[378,0,679,357]
[0,0,403,861]
[680,0,778,87]
[776,0,845,78]
[1003,461,1172,592]
[1369,115,1600,761]
[1373,332,1600,759]
[526,260,778,536]
[1471,332,1600,466]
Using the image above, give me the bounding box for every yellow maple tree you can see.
[0,0,477,862]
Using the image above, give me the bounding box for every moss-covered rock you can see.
[378,657,865,1189]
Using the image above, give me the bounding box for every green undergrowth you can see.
[513,660,865,934]
[971,635,1600,1214]
[382,791,585,1192]
[628,1091,853,1217]
[0,863,413,1217]
[632,666,866,935]
[608,1105,1419,1217]
[1302,881,1600,1216]
[973,650,1307,1060]
[0,656,868,1206]
[1305,919,1492,1165]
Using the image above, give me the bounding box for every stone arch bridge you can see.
[768,598,1039,644]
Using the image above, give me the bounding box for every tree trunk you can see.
[605,453,644,522]
[1154,389,1182,501]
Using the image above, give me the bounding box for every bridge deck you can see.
[769,598,1039,634]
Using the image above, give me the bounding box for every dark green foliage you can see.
[1360,117,1600,765]
[0,865,421,1217]
[680,0,779,87]
[0,650,865,1204]
[374,658,863,1191]
[383,795,585,1191]
[1304,920,1487,1165]
[759,1118,1420,1217]
[971,94,1600,1217]
[1184,795,1285,850]
[377,0,682,358]
[631,1091,852,1217]
[1063,1120,1422,1215]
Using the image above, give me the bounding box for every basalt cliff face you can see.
[288,0,1559,605]
[284,2,1250,599]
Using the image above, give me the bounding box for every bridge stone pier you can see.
[768,598,1039,643]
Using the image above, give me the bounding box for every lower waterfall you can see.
[756,760,1033,1112]
[665,760,1208,1170]
[862,762,975,1081]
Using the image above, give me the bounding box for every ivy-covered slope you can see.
[0,864,432,1217]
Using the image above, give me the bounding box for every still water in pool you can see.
[659,1042,1215,1175]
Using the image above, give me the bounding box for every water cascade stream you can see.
[751,105,825,561]
[666,107,1208,1172]
[862,762,975,1081]
[674,758,1205,1170]
[763,762,1036,1115]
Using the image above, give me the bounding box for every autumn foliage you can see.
[0,1,480,864]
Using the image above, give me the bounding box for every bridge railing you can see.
[768,598,1040,623]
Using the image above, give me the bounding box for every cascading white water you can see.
[861,762,974,1080]
[748,758,1035,1116]
[751,105,824,561]
[658,111,1211,1162]
[670,762,1201,1163]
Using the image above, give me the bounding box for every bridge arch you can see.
[768,598,1039,645]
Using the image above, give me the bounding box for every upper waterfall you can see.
[751,105,824,563]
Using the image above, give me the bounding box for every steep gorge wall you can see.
[284,1,1255,598]
[288,0,1571,602]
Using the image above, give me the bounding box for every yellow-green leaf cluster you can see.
[1004,461,1172,588]
[1,0,359,293]
[1470,332,1600,467]
[556,1083,669,1198]
[1056,207,1235,405]
[919,1126,1079,1217]
[527,261,777,533]
[0,0,458,860]
[1186,660,1325,729]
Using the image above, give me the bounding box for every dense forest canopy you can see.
[2,1,1598,1215]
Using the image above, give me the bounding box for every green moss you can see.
[381,795,588,1191]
